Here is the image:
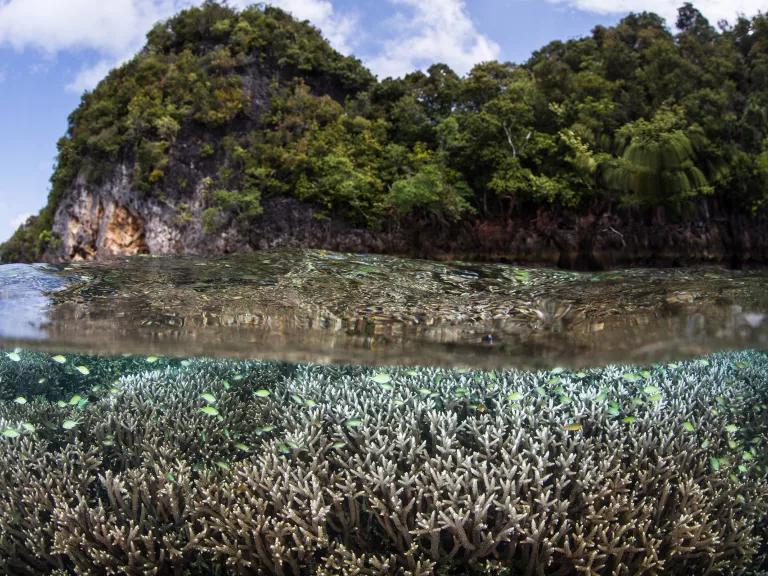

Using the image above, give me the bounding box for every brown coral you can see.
[0,350,766,575]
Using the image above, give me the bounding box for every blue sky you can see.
[0,0,763,242]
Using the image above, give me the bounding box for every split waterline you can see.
[0,250,767,573]
[1,249,767,369]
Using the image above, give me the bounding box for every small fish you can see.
[146,356,159,363]
[622,416,636,424]
[2,428,20,438]
[51,355,67,364]
[331,441,347,449]
[563,423,583,432]
[643,385,660,395]
[235,443,250,452]
[75,365,90,375]
[21,422,36,433]
[215,461,230,471]
[222,380,231,390]
[418,388,432,396]
[370,373,391,384]
[380,384,394,391]
[57,400,67,408]
[6,352,21,362]
[710,457,721,471]
[725,424,739,434]
[180,360,191,367]
[199,393,217,404]
[623,373,641,382]
[304,399,317,407]
[405,370,419,377]
[345,419,363,428]
[254,389,271,398]
[455,388,470,397]
[682,421,695,433]
[68,394,83,406]
[62,420,80,430]
[508,391,523,402]
[200,406,220,417]
[742,451,754,461]
[13,397,27,405]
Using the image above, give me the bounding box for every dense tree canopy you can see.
[2,1,767,262]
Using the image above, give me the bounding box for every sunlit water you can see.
[1,249,767,368]
[0,250,766,574]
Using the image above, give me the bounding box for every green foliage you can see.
[3,2,768,262]
[603,107,712,207]
[381,147,473,223]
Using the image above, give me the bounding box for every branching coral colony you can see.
[0,350,766,575]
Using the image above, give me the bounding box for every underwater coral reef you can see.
[0,350,766,575]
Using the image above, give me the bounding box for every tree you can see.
[603,107,711,208]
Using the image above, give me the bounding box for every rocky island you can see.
[1,2,767,269]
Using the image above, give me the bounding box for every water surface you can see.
[1,250,766,368]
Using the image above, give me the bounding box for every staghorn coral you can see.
[0,349,766,575]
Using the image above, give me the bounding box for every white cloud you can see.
[248,0,356,53]
[0,0,175,56]
[66,59,119,93]
[546,0,765,27]
[0,0,357,92]
[368,0,500,79]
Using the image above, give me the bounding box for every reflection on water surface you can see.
[0,249,766,368]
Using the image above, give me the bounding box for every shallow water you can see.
[0,250,767,574]
[1,250,767,368]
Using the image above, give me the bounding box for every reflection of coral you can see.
[0,350,766,574]
[531,298,573,330]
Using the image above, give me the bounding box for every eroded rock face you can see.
[101,206,148,257]
[48,165,244,261]
[47,164,768,268]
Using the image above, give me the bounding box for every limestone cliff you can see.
[3,2,768,269]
